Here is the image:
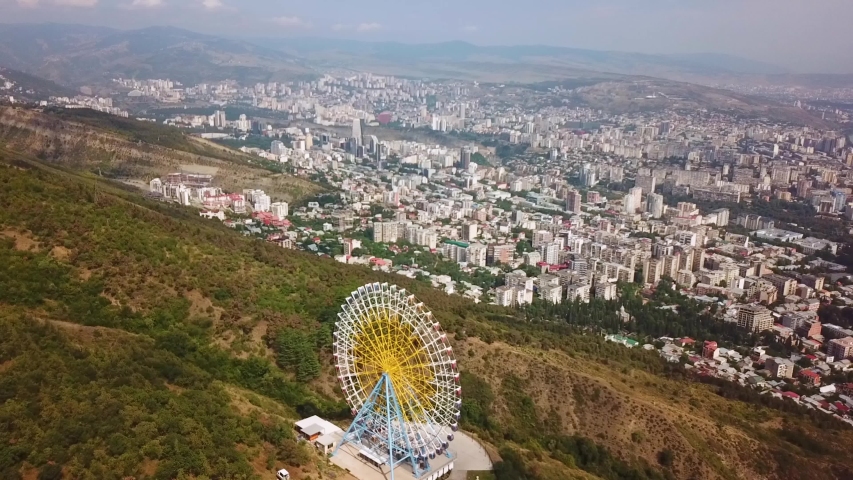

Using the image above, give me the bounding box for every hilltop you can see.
[2,113,853,479]
[0,24,316,86]
[0,66,77,101]
[0,105,321,203]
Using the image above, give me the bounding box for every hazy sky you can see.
[3,0,853,73]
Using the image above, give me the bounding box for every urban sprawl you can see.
[26,72,853,427]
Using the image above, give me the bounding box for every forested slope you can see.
[1,152,853,480]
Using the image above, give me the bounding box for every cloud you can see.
[130,0,163,7]
[16,0,39,6]
[356,22,381,33]
[54,0,98,5]
[331,23,347,31]
[201,0,222,9]
[462,25,478,32]
[272,16,311,28]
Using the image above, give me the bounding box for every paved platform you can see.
[329,431,491,480]
[447,432,492,472]
[330,442,453,480]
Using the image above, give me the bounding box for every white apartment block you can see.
[270,202,289,220]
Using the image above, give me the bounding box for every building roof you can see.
[295,416,343,436]
[315,433,338,447]
[831,337,853,347]
[443,240,469,248]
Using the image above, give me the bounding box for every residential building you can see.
[594,282,617,301]
[799,370,821,387]
[762,274,798,297]
[539,284,563,304]
[539,242,561,265]
[643,257,665,285]
[442,241,469,263]
[342,238,362,256]
[352,118,363,145]
[462,223,479,241]
[486,243,514,266]
[580,163,597,187]
[765,357,794,378]
[795,320,822,339]
[506,270,534,291]
[587,191,602,204]
[373,221,399,243]
[675,269,696,288]
[801,274,825,291]
[828,337,853,361]
[270,202,289,220]
[494,286,515,307]
[565,190,582,214]
[702,341,719,360]
[566,283,591,303]
[646,193,664,218]
[635,174,656,195]
[467,243,487,267]
[712,208,730,227]
[737,305,774,333]
[532,230,554,248]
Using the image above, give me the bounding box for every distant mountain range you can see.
[261,37,790,79]
[0,23,315,86]
[0,23,848,90]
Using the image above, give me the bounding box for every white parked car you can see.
[276,469,290,480]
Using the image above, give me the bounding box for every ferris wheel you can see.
[333,282,461,477]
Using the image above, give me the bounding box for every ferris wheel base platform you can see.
[330,437,455,480]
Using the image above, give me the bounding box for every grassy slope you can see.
[1,153,853,480]
[0,106,322,203]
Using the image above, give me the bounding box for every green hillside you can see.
[0,106,323,203]
[2,148,853,480]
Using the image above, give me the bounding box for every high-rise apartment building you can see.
[486,244,514,266]
[737,305,774,333]
[539,242,561,265]
[635,175,656,195]
[352,118,363,145]
[630,187,642,209]
[466,243,487,267]
[462,223,479,241]
[828,337,853,361]
[762,274,798,297]
[566,283,591,303]
[565,190,582,214]
[624,192,639,214]
[532,230,554,248]
[609,166,624,183]
[646,193,664,218]
[712,208,730,227]
[643,257,664,285]
[373,221,399,243]
[270,202,289,220]
[580,163,598,187]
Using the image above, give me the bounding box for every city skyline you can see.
[2,0,853,73]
